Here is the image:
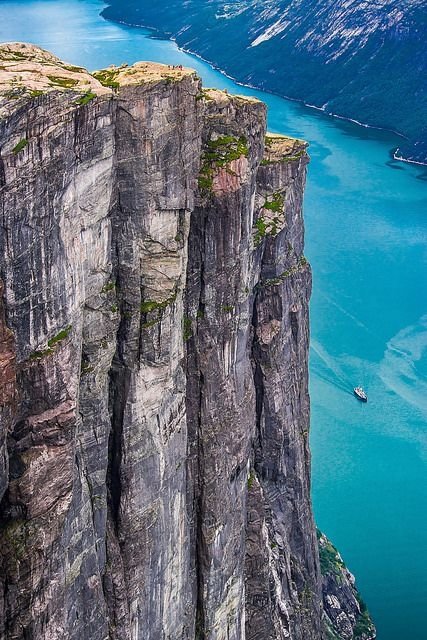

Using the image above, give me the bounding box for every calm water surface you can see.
[1,1,427,638]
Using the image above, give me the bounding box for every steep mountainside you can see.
[0,43,374,640]
[102,0,427,164]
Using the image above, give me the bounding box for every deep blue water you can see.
[1,1,426,638]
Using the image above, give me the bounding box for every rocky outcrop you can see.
[0,43,374,640]
[319,533,376,640]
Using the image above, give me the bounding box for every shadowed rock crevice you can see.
[107,364,130,530]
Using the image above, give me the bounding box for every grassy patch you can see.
[29,89,44,98]
[280,150,305,163]
[30,325,72,360]
[102,281,116,294]
[196,90,214,102]
[140,294,176,314]
[253,193,285,245]
[263,192,284,214]
[323,621,342,640]
[12,139,28,154]
[0,50,27,62]
[253,217,268,246]
[47,325,72,348]
[198,135,249,195]
[47,75,79,89]
[254,217,283,248]
[317,531,345,578]
[141,292,177,328]
[353,610,374,639]
[247,470,255,490]
[3,89,22,100]
[0,519,27,560]
[183,316,192,341]
[101,280,116,293]
[92,68,120,89]
[75,91,97,106]
[260,256,308,287]
[30,347,54,360]
[63,64,85,73]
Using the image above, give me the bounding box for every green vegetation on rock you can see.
[141,292,177,328]
[75,91,97,105]
[0,50,26,62]
[48,325,72,348]
[253,193,285,245]
[353,593,375,640]
[196,89,214,102]
[47,75,79,89]
[30,347,54,360]
[261,136,306,165]
[253,216,268,246]
[92,68,120,89]
[353,610,374,640]
[30,325,72,360]
[0,519,27,560]
[101,280,116,293]
[198,135,249,194]
[263,192,284,214]
[260,256,308,287]
[183,316,192,341]
[12,138,28,154]
[317,531,345,577]
[63,64,85,73]
[247,470,255,490]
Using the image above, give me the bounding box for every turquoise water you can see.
[1,1,426,637]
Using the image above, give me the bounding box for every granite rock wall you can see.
[0,43,374,640]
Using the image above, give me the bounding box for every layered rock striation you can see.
[0,43,374,640]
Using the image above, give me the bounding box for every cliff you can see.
[0,43,374,640]
[102,0,427,165]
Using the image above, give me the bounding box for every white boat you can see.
[354,386,367,402]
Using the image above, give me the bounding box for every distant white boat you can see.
[354,386,368,402]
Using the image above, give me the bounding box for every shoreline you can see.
[102,10,427,168]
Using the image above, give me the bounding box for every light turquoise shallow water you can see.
[1,1,426,637]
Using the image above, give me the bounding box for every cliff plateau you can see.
[0,43,375,640]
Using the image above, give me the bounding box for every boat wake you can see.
[379,315,427,416]
[310,340,353,396]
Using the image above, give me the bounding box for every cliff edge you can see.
[0,43,375,640]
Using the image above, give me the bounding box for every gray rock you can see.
[0,44,375,640]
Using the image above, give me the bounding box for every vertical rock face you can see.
[0,44,374,640]
[246,137,319,640]
[185,90,266,640]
